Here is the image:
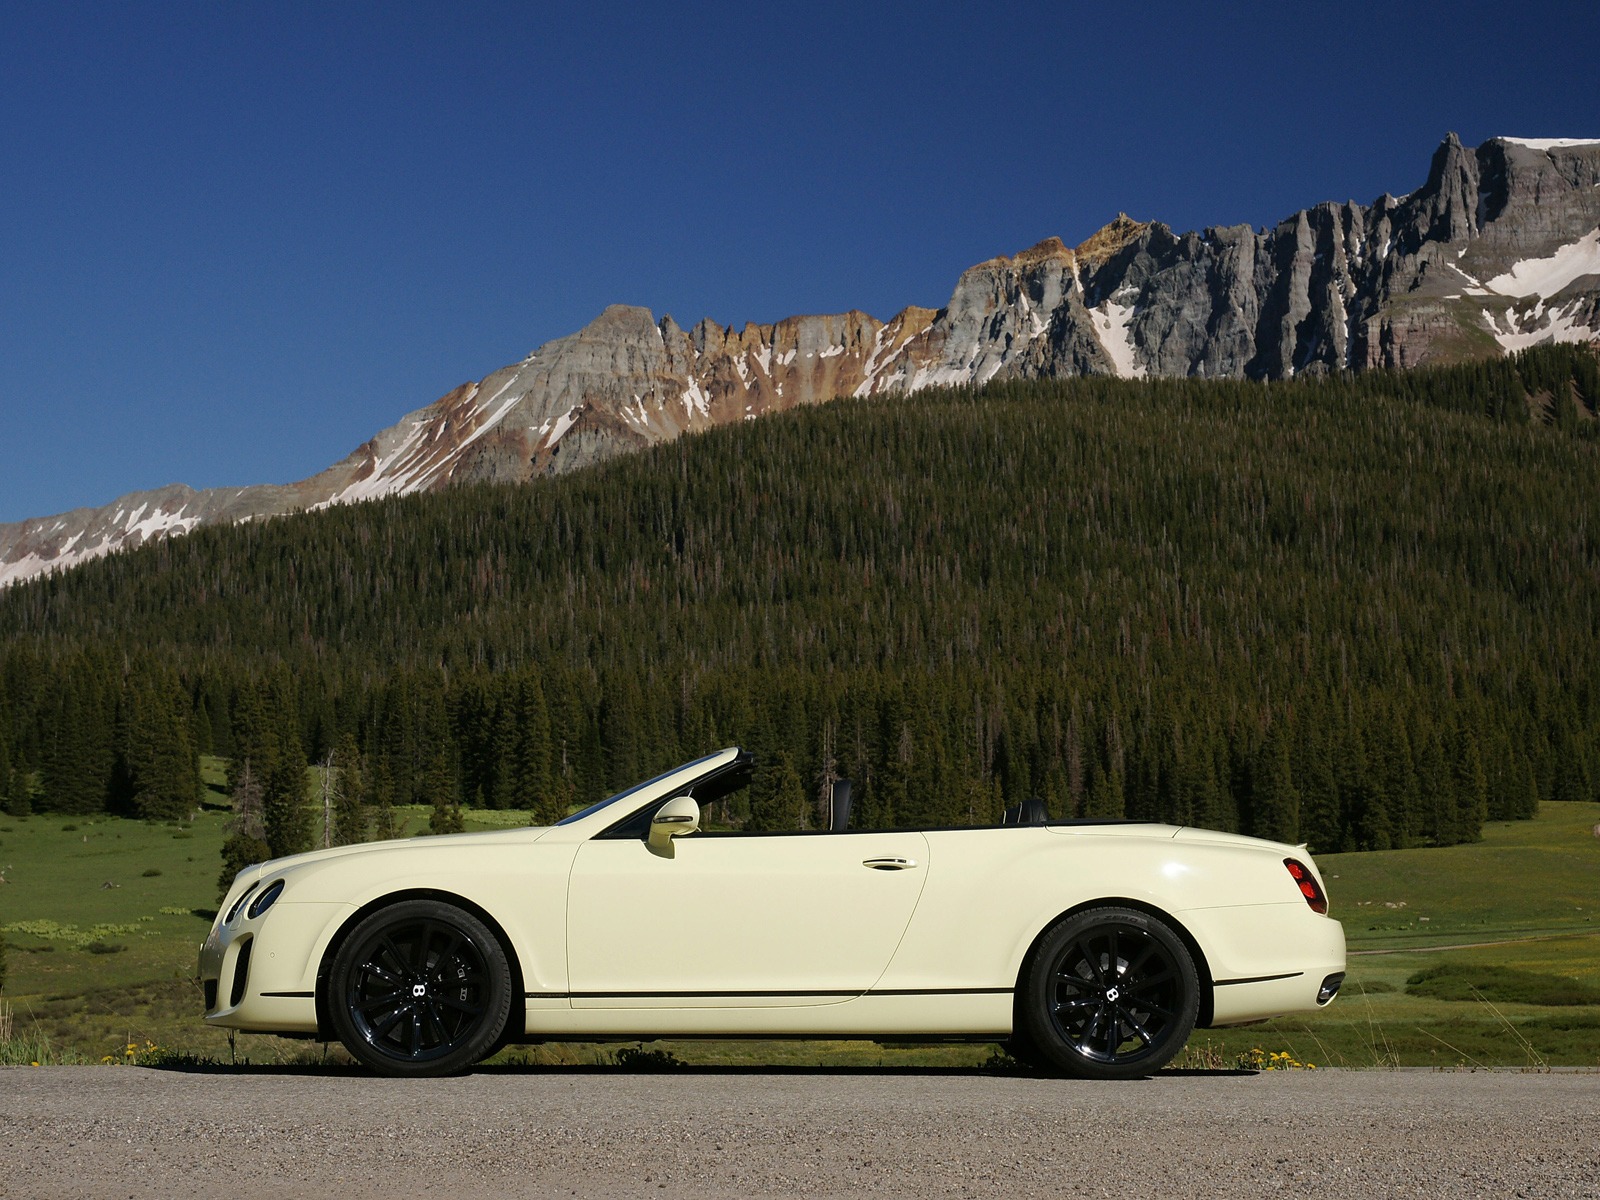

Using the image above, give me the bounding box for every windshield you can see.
[554,751,728,826]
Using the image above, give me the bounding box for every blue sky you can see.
[1,0,1595,522]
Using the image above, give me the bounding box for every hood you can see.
[232,824,552,884]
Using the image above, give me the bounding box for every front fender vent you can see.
[229,938,254,1007]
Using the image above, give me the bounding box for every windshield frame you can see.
[553,749,736,827]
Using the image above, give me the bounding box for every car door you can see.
[565,830,931,1007]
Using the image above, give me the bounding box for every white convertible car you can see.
[200,747,1345,1077]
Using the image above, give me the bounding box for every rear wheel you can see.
[329,899,512,1077]
[1018,906,1199,1079]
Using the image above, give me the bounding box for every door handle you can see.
[862,856,919,871]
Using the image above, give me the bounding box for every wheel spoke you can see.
[437,929,465,969]
[1119,1008,1155,1047]
[435,994,486,1018]
[412,922,436,973]
[1075,938,1105,983]
[1100,1005,1121,1056]
[422,1000,452,1047]
[1129,967,1174,992]
[1052,996,1097,1013]
[357,988,407,1014]
[369,1003,409,1040]
[1125,941,1158,976]
[363,961,404,987]
[377,936,410,978]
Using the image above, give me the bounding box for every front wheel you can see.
[328,899,513,1077]
[1017,906,1199,1079]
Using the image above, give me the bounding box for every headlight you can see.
[246,879,285,919]
[225,881,260,925]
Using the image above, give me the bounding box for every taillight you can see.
[1284,858,1328,914]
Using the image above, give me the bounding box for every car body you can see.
[199,747,1346,1077]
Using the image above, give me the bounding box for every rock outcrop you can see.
[4,134,1598,587]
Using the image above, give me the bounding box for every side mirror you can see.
[648,795,700,852]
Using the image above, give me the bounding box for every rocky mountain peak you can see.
[5,134,1597,588]
[1012,236,1075,266]
[1075,214,1151,265]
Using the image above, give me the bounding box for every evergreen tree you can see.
[332,733,368,845]
[217,760,271,899]
[1337,714,1391,851]
[261,716,311,860]
[428,789,465,835]
[228,683,269,796]
[748,751,806,831]
[1368,708,1419,846]
[1250,721,1299,844]
[124,672,201,823]
[39,670,111,814]
[419,681,460,833]
[510,675,554,821]
[1294,720,1342,853]
[1084,760,1124,819]
[369,758,401,840]
[0,721,24,817]
[1449,723,1488,844]
[1415,730,1452,845]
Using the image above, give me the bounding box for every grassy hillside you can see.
[2,794,1596,1068]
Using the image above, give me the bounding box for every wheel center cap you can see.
[412,983,428,999]
[1105,986,1121,1002]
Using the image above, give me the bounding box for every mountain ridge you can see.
[4,133,1598,588]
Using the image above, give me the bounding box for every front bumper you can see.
[198,897,351,1035]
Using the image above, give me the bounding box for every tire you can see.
[1017,906,1199,1080]
[1000,1031,1054,1073]
[329,899,513,1077]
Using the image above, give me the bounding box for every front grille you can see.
[229,938,254,1007]
[203,979,218,1012]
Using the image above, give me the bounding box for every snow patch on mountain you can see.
[1483,229,1600,298]
[546,405,582,446]
[1090,300,1145,378]
[1499,137,1600,151]
[1482,300,1597,352]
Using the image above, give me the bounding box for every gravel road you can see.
[2,1066,1596,1199]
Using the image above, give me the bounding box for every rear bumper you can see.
[1180,903,1347,1027]
[1207,966,1345,1027]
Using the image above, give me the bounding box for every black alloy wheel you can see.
[1018,906,1199,1079]
[329,899,513,1077]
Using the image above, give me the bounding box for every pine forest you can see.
[1,345,1596,874]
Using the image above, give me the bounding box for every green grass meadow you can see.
[3,770,1597,1071]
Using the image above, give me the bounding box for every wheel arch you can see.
[1013,896,1215,1030]
[313,888,527,1042]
